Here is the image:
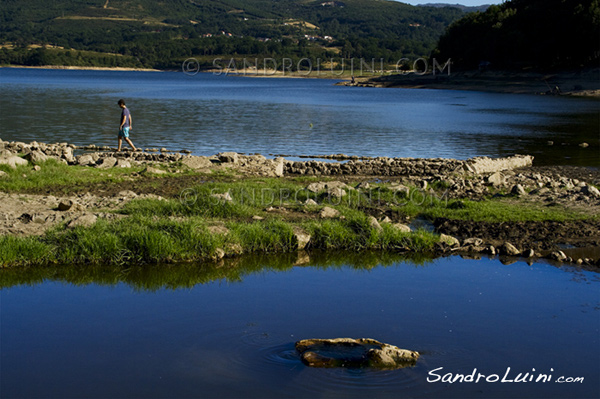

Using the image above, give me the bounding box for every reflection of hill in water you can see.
[0,251,435,291]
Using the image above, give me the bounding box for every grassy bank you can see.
[0,159,595,267]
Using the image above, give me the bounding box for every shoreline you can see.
[0,65,162,72]
[1,139,599,269]
[355,69,600,97]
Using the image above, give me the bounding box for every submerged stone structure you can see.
[295,338,419,370]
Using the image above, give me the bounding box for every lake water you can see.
[1,254,598,398]
[1,68,599,398]
[0,68,598,166]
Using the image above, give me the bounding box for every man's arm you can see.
[129,114,132,130]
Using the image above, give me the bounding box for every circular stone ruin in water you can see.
[295,338,419,370]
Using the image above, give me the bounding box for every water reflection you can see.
[0,251,433,290]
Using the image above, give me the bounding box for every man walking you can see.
[117,99,137,151]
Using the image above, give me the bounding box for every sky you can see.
[399,1,502,6]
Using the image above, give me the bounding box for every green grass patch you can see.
[0,158,144,192]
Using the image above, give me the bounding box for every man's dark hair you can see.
[117,99,126,106]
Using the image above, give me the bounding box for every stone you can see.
[356,182,370,190]
[511,184,526,196]
[33,165,41,171]
[0,170,7,178]
[295,338,419,370]
[142,166,167,175]
[392,223,411,233]
[293,226,311,250]
[523,248,535,258]
[115,159,131,168]
[500,242,521,256]
[58,200,74,211]
[207,224,230,235]
[389,184,410,196]
[213,248,226,260]
[304,199,318,206]
[218,152,239,163]
[211,192,233,202]
[440,233,460,247]
[252,215,264,220]
[77,154,96,166]
[182,156,213,170]
[368,216,383,232]
[0,155,28,169]
[380,216,392,224]
[463,237,484,247]
[328,187,346,198]
[273,157,285,177]
[579,142,589,148]
[67,213,98,228]
[319,206,340,219]
[465,155,534,174]
[581,185,600,198]
[24,150,49,164]
[307,181,349,193]
[96,156,117,168]
[550,251,567,261]
[486,172,505,187]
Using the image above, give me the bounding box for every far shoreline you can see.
[2,64,598,97]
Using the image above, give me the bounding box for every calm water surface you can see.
[1,255,599,398]
[0,68,598,166]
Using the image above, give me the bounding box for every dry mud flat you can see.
[1,139,599,266]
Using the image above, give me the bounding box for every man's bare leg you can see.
[117,137,123,151]
[124,137,136,151]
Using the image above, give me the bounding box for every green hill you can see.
[0,0,466,69]
[434,0,600,70]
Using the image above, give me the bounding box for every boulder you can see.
[77,154,96,166]
[319,206,340,219]
[306,181,349,193]
[550,251,567,261]
[463,237,484,247]
[304,199,318,206]
[293,226,311,250]
[58,200,74,212]
[581,185,600,198]
[24,150,49,165]
[142,166,167,175]
[392,223,411,233]
[182,156,213,170]
[295,338,419,370]
[96,156,117,168]
[115,159,131,168]
[0,170,7,178]
[511,184,526,196]
[218,152,239,163]
[486,172,505,187]
[440,233,460,247]
[367,216,383,232]
[465,155,534,174]
[0,155,28,169]
[67,213,98,228]
[500,242,521,256]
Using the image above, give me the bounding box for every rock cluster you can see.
[285,155,533,176]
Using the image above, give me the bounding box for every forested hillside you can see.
[434,0,600,70]
[0,0,465,69]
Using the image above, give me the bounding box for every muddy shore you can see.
[1,139,599,267]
